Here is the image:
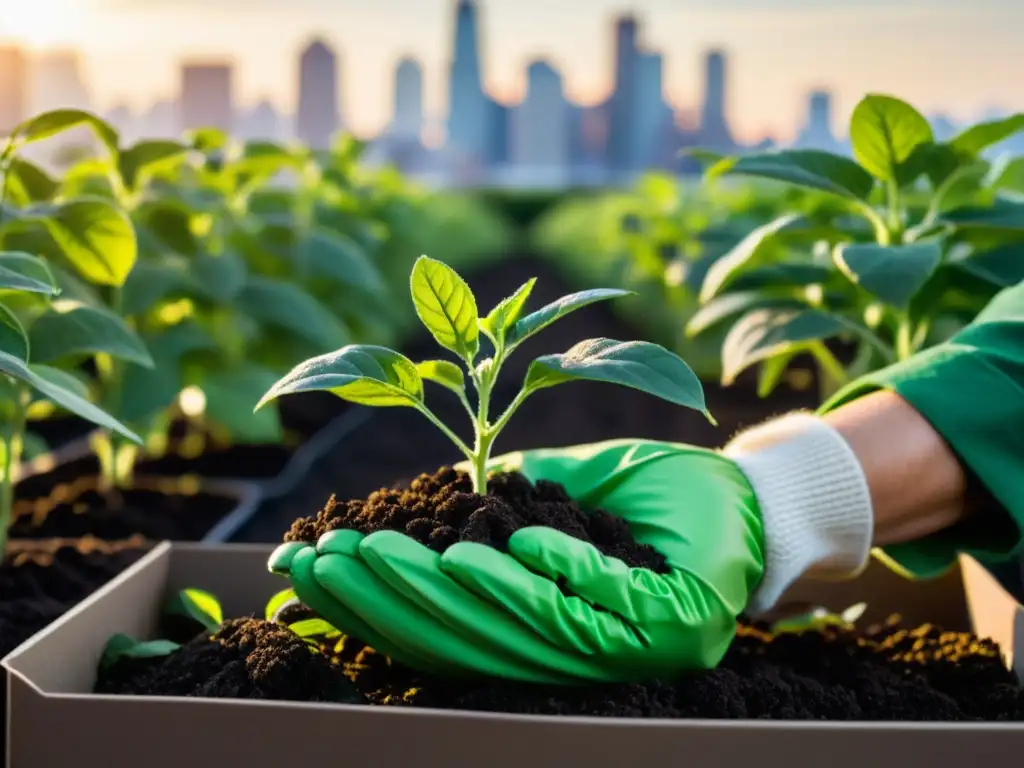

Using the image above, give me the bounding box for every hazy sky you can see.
[4,0,1023,142]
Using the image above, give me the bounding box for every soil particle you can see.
[284,467,669,573]
[96,618,359,703]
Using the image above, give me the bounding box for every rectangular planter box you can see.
[6,543,1024,768]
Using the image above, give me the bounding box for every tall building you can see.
[795,89,840,151]
[31,49,90,114]
[510,59,568,183]
[607,14,640,176]
[0,45,28,134]
[392,57,423,141]
[179,61,233,133]
[447,0,490,168]
[241,100,283,142]
[633,50,671,169]
[699,49,734,150]
[297,39,339,150]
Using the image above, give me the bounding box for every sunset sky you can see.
[3,0,1022,142]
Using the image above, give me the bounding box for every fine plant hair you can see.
[257,255,712,494]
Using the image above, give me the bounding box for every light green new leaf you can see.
[480,278,536,343]
[410,256,479,361]
[6,158,59,203]
[508,288,633,347]
[686,289,809,339]
[99,634,181,671]
[201,365,284,444]
[722,309,849,385]
[288,619,342,639]
[0,303,28,361]
[415,360,465,394]
[118,139,188,189]
[0,251,60,295]
[300,229,386,296]
[42,198,138,286]
[833,242,943,308]
[165,588,223,632]
[187,127,228,153]
[236,277,349,350]
[256,344,424,410]
[708,150,875,201]
[265,589,298,622]
[950,114,1024,157]
[849,94,933,182]
[0,349,140,441]
[525,338,709,418]
[699,213,804,302]
[29,300,154,367]
[14,109,119,154]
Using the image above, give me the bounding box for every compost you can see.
[97,467,1024,721]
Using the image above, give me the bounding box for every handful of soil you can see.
[96,467,1024,720]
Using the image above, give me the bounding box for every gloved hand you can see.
[268,413,875,683]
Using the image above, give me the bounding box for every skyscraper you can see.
[607,14,639,176]
[511,59,568,184]
[633,50,671,169]
[0,45,28,134]
[31,49,90,114]
[795,89,840,151]
[393,57,423,141]
[447,0,490,168]
[699,49,734,150]
[179,61,234,133]
[297,39,339,150]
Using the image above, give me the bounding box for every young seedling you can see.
[257,256,713,495]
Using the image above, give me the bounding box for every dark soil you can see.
[234,255,821,543]
[284,467,668,573]
[96,466,1024,721]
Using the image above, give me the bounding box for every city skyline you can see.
[2,0,1023,143]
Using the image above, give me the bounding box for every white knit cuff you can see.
[723,411,874,616]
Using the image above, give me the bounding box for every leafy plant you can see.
[256,255,713,494]
[688,93,1024,398]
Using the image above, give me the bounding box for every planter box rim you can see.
[6,542,1024,767]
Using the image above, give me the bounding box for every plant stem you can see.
[809,342,850,402]
[0,384,29,554]
[885,180,904,245]
[896,315,915,361]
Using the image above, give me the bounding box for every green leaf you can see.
[941,199,1024,231]
[300,229,386,295]
[29,364,91,401]
[757,347,806,398]
[122,261,187,316]
[14,109,119,153]
[288,619,342,639]
[139,201,198,257]
[415,360,465,394]
[525,338,709,418]
[508,288,633,347]
[722,309,850,385]
[950,114,1024,156]
[165,588,223,632]
[708,150,875,201]
[833,242,943,308]
[265,588,298,622]
[187,127,228,153]
[28,300,154,367]
[256,344,423,410]
[699,214,804,302]
[726,263,835,292]
[236,277,349,350]
[118,139,187,190]
[0,251,60,294]
[849,94,933,183]
[410,256,479,361]
[201,365,284,443]
[686,290,808,339]
[118,322,216,423]
[0,349,140,441]
[99,633,180,671]
[6,158,59,203]
[0,302,28,360]
[191,250,247,302]
[480,278,536,343]
[953,245,1024,288]
[925,162,990,218]
[42,198,138,286]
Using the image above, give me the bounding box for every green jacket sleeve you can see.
[820,281,1024,578]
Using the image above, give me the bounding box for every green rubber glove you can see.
[268,439,766,683]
